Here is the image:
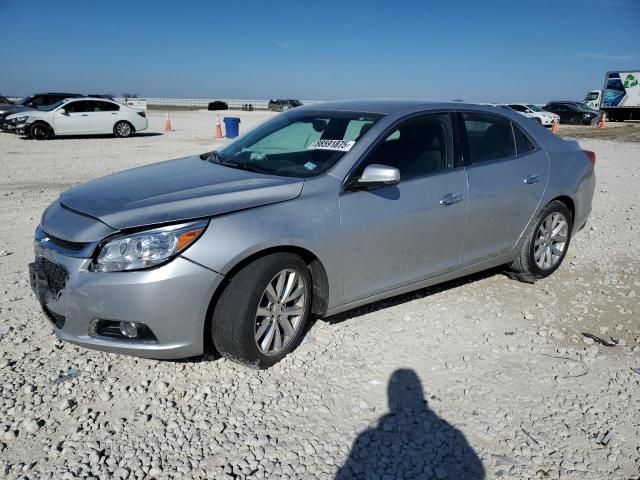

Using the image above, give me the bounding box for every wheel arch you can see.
[550,195,575,223]
[201,245,330,354]
[30,120,54,134]
[113,119,136,135]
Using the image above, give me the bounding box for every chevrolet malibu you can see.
[29,100,595,368]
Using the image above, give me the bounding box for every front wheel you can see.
[510,200,572,278]
[29,122,53,140]
[114,120,134,138]
[212,253,312,368]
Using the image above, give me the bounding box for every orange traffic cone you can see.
[214,116,224,138]
[164,113,172,132]
[551,119,559,134]
[598,114,606,129]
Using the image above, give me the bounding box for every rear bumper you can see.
[30,244,223,359]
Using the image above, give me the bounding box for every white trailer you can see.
[584,70,640,121]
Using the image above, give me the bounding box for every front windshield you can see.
[526,104,544,112]
[211,110,383,178]
[15,95,34,106]
[41,100,65,111]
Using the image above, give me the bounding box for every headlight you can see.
[91,220,208,272]
[13,115,28,124]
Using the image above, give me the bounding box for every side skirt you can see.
[324,251,515,318]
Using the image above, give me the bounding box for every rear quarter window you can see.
[513,124,536,155]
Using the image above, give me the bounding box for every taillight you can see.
[583,150,596,167]
[137,111,146,118]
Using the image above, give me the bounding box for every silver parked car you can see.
[29,100,595,368]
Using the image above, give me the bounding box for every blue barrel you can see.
[223,117,241,139]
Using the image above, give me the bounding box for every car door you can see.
[85,100,120,134]
[339,112,468,303]
[461,112,548,264]
[555,104,570,123]
[53,100,92,135]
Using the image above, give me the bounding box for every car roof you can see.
[64,96,117,102]
[297,98,506,115]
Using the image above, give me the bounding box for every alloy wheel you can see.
[534,212,568,270]
[31,124,50,140]
[254,268,306,356]
[116,122,132,137]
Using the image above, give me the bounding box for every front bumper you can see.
[29,239,223,359]
[16,124,28,135]
[1,121,16,132]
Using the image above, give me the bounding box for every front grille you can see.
[43,231,89,252]
[43,306,66,329]
[36,257,69,295]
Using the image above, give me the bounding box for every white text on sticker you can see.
[308,140,355,152]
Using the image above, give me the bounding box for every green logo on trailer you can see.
[624,74,638,89]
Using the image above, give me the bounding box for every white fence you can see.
[116,97,320,110]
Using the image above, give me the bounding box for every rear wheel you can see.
[510,200,572,278]
[29,122,52,140]
[114,120,134,138]
[212,253,312,368]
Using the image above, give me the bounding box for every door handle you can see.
[439,193,464,206]
[81,114,88,117]
[524,174,541,185]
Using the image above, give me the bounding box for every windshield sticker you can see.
[308,139,355,152]
[304,162,317,171]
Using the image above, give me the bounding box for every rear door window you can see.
[463,113,516,163]
[90,101,120,111]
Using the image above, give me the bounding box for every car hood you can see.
[59,155,305,230]
[0,105,34,116]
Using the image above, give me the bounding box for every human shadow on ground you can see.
[336,369,485,479]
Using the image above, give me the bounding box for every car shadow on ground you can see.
[326,266,504,325]
[19,132,163,140]
[336,368,485,479]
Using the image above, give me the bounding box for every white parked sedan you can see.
[9,97,148,139]
[504,104,559,127]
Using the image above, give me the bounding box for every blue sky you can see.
[1,0,638,102]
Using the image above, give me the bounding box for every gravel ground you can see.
[0,111,639,480]
[559,121,640,142]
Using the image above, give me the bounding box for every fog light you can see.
[119,321,140,338]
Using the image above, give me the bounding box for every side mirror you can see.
[347,164,400,190]
[58,108,68,115]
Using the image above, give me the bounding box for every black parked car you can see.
[0,95,12,105]
[268,99,302,112]
[208,101,228,111]
[543,102,601,125]
[0,92,82,131]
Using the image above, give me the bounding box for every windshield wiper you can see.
[221,161,272,174]
[204,151,272,174]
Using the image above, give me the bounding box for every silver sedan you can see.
[29,100,595,367]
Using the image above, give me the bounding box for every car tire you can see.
[29,122,53,140]
[570,116,581,125]
[534,117,542,124]
[510,200,573,279]
[114,120,134,138]
[212,253,312,368]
